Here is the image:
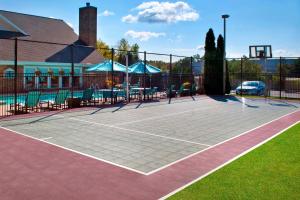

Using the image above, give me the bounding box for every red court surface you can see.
[0,110,299,200]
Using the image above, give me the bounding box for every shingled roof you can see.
[0,10,103,64]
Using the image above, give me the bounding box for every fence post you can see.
[14,38,18,114]
[240,57,243,97]
[111,48,114,104]
[71,44,74,99]
[190,56,193,96]
[169,54,173,103]
[279,56,282,99]
[143,51,146,101]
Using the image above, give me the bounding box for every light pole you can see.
[222,14,229,94]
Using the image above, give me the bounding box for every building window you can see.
[4,68,15,79]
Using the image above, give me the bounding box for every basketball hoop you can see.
[249,45,272,59]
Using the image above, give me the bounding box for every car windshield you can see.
[242,82,258,87]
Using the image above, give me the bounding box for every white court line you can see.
[159,120,300,199]
[144,108,300,175]
[69,117,211,147]
[1,107,299,179]
[39,137,53,141]
[115,106,215,126]
[0,125,148,175]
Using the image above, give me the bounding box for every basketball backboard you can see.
[249,45,272,58]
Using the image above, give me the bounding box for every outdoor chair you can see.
[166,84,176,98]
[178,84,190,97]
[49,89,69,109]
[129,87,140,101]
[145,87,158,100]
[99,90,118,103]
[116,89,126,101]
[80,88,94,106]
[190,83,197,96]
[10,91,41,113]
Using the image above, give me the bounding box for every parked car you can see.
[236,81,266,95]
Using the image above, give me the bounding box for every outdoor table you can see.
[131,87,151,99]
[96,89,121,102]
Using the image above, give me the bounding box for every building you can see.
[0,3,103,92]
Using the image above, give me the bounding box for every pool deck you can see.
[0,97,299,200]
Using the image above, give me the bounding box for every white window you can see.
[4,68,15,79]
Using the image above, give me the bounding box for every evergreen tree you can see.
[225,60,231,94]
[204,28,216,94]
[216,34,225,94]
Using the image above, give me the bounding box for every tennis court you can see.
[0,96,299,175]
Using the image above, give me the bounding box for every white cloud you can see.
[125,30,166,41]
[122,1,199,24]
[197,45,205,51]
[99,10,115,17]
[122,14,138,23]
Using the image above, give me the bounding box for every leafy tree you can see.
[128,43,140,65]
[117,38,130,65]
[291,59,300,75]
[228,56,262,74]
[96,40,112,59]
[173,57,192,74]
[148,60,169,72]
[193,54,202,62]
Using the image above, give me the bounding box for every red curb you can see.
[0,110,299,200]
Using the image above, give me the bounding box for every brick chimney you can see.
[79,2,97,47]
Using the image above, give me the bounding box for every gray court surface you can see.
[0,96,299,174]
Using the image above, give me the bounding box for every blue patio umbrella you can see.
[129,61,161,87]
[86,60,127,72]
[129,61,161,74]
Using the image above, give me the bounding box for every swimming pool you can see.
[0,91,84,105]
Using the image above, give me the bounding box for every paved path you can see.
[1,109,299,199]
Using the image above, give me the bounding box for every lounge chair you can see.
[80,88,94,106]
[166,84,176,98]
[116,89,126,101]
[190,83,197,96]
[10,91,41,113]
[178,84,190,97]
[49,89,69,109]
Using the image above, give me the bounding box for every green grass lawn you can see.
[168,123,300,200]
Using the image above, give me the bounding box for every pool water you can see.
[0,91,84,105]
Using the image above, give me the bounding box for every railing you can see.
[0,38,299,118]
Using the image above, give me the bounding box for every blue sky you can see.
[1,0,299,58]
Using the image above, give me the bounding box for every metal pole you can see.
[71,44,74,99]
[143,51,146,101]
[126,53,129,102]
[169,54,172,103]
[223,18,226,95]
[240,57,243,97]
[111,48,114,104]
[222,14,229,95]
[279,56,282,99]
[14,38,18,114]
[190,56,193,96]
